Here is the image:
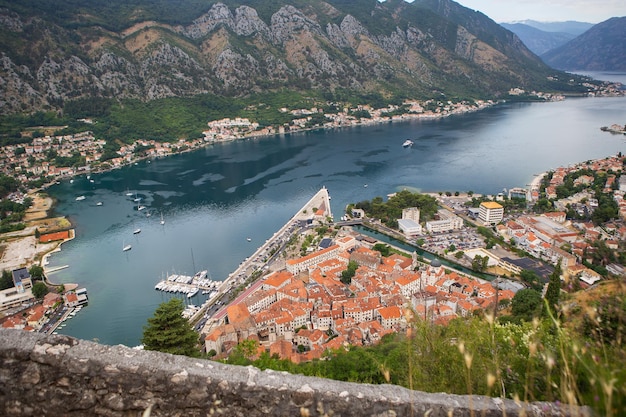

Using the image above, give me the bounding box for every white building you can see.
[426,209,464,233]
[479,201,504,225]
[398,218,423,237]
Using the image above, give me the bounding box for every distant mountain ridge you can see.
[0,0,587,116]
[500,22,586,56]
[508,20,593,36]
[541,17,626,71]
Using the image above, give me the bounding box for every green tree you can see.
[511,289,542,321]
[340,260,358,285]
[29,265,45,280]
[544,260,562,316]
[0,269,13,290]
[141,298,200,357]
[32,281,49,298]
[372,243,391,257]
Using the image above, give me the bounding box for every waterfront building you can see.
[0,268,33,312]
[478,201,504,225]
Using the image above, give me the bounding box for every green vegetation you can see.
[353,190,438,228]
[0,175,20,199]
[0,198,31,233]
[28,265,45,280]
[225,279,626,416]
[141,298,201,357]
[31,281,49,298]
[0,270,13,291]
[340,260,358,285]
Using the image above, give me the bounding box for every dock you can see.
[44,265,69,274]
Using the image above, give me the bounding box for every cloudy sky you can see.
[453,0,626,23]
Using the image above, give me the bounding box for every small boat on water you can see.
[123,243,132,252]
[133,228,141,234]
[137,205,146,211]
[160,212,165,225]
[76,196,86,201]
[187,288,199,298]
[96,201,103,206]
[247,237,252,242]
[402,139,414,148]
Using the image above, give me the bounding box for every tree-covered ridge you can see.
[352,190,439,228]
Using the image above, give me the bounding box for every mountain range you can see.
[541,17,626,71]
[500,20,593,56]
[0,0,597,116]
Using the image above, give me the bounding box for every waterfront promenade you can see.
[197,187,332,327]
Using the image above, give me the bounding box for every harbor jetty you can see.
[197,187,332,327]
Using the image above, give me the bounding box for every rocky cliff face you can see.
[0,0,558,115]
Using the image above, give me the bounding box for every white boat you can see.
[187,288,199,298]
[123,243,132,252]
[402,139,414,148]
[137,205,146,211]
[96,202,103,206]
[247,237,252,242]
[133,228,141,234]
[75,196,86,201]
[160,212,165,225]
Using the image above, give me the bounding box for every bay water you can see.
[46,82,626,347]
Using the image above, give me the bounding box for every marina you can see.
[153,271,220,297]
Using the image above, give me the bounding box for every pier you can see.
[44,264,69,274]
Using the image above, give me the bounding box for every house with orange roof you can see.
[322,335,347,352]
[274,310,294,337]
[311,308,332,330]
[204,324,238,355]
[269,339,294,361]
[1,314,25,330]
[457,299,479,317]
[262,270,293,291]
[244,289,277,314]
[395,272,421,298]
[377,306,403,330]
[350,246,382,269]
[277,281,307,303]
[43,292,62,310]
[64,292,79,307]
[26,305,46,330]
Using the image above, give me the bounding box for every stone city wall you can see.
[0,329,590,417]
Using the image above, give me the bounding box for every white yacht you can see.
[133,228,141,234]
[123,243,132,251]
[402,139,414,148]
[75,196,86,201]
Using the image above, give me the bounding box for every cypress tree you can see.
[544,260,562,316]
[141,298,200,357]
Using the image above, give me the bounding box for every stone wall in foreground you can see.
[0,329,590,417]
